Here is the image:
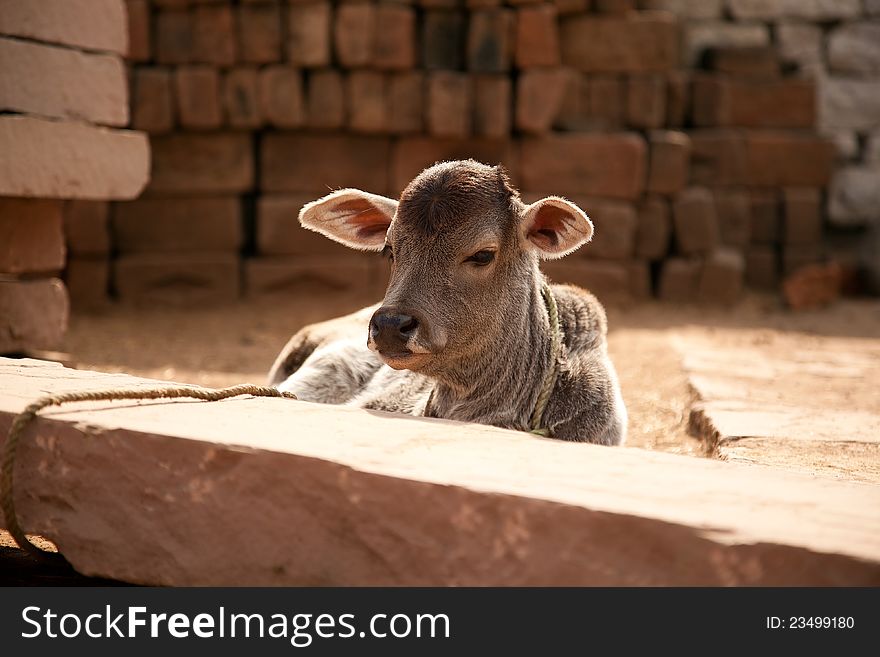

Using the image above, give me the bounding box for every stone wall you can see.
[648,0,880,291]
[70,0,863,309]
[0,0,149,352]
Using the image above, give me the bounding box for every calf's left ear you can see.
[520,196,593,260]
[299,189,398,252]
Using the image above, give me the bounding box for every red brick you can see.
[673,187,719,255]
[427,72,472,138]
[560,14,678,73]
[783,262,841,311]
[692,76,815,129]
[149,134,254,194]
[468,0,504,7]
[658,257,700,302]
[114,253,240,306]
[628,259,652,299]
[647,131,690,195]
[516,5,560,68]
[556,73,628,130]
[519,134,646,199]
[706,46,781,79]
[306,69,345,129]
[635,195,671,260]
[627,75,666,129]
[65,258,110,311]
[245,255,384,299]
[0,279,69,353]
[666,71,690,128]
[468,9,515,73]
[423,11,466,70]
[0,37,128,127]
[258,66,305,129]
[389,72,424,135]
[745,246,778,290]
[192,5,236,66]
[540,260,632,305]
[262,134,391,194]
[0,0,127,56]
[745,132,835,187]
[174,66,222,130]
[223,68,261,129]
[113,198,242,253]
[697,248,744,305]
[420,0,461,7]
[783,244,825,277]
[554,0,589,13]
[749,190,780,244]
[555,72,590,130]
[714,189,751,248]
[0,198,64,274]
[374,5,417,70]
[689,130,748,186]
[575,199,637,260]
[474,75,512,138]
[132,68,174,134]
[126,0,151,62]
[391,137,516,192]
[237,2,282,64]
[516,69,568,134]
[156,10,192,64]
[287,3,331,67]
[335,2,375,67]
[0,115,149,201]
[347,71,389,134]
[65,201,110,256]
[595,0,634,12]
[783,188,822,245]
[257,195,360,256]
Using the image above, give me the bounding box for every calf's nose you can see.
[369,306,419,351]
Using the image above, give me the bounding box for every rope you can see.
[1,383,296,557]
[530,282,562,436]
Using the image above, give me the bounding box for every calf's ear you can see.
[521,196,593,259]
[299,189,398,251]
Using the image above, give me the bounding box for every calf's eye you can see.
[466,250,496,266]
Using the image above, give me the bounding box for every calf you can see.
[268,160,627,445]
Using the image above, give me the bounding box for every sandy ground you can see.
[3,291,879,584]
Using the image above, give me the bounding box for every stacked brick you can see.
[103,0,843,307]
[0,0,149,353]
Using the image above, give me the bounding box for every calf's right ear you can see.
[299,189,398,252]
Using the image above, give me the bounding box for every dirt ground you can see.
[4,290,879,583]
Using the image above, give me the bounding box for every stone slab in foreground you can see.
[1,358,878,586]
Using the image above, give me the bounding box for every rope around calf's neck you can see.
[530,282,562,437]
[1,384,297,557]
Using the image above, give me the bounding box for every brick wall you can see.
[0,0,149,353]
[91,0,868,308]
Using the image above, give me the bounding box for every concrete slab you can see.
[1,357,878,585]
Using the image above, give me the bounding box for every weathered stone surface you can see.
[259,66,305,129]
[820,77,880,131]
[714,190,750,248]
[560,14,678,73]
[0,0,127,55]
[692,76,815,129]
[749,190,780,244]
[783,188,822,245]
[727,0,861,20]
[174,66,222,130]
[828,23,880,75]
[520,134,646,199]
[0,116,149,200]
[114,253,240,306]
[263,134,391,194]
[745,132,835,187]
[638,0,722,18]
[64,201,110,256]
[828,166,880,228]
[132,68,174,134]
[306,70,345,130]
[374,5,417,70]
[65,258,110,311]
[745,246,777,290]
[3,358,880,584]
[287,2,331,67]
[149,134,254,194]
[237,2,282,64]
[575,200,637,260]
[223,68,262,130]
[516,69,568,134]
[626,75,666,129]
[776,22,822,72]
[673,187,719,255]
[113,198,243,253]
[257,195,355,256]
[126,0,151,62]
[468,8,514,72]
[474,75,512,137]
[347,71,389,134]
[697,248,744,305]
[0,280,68,353]
[647,131,690,195]
[391,137,516,192]
[682,22,769,67]
[824,129,859,161]
[0,199,64,274]
[427,72,472,137]
[389,72,424,135]
[0,37,128,126]
[515,5,559,68]
[705,46,780,78]
[658,257,699,302]
[635,196,671,260]
[246,256,383,298]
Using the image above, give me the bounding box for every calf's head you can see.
[299,160,593,375]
